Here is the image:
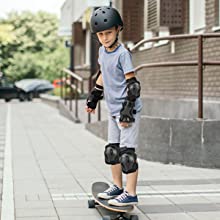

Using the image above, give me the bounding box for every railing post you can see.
[69,76,73,111]
[60,71,63,99]
[88,76,92,123]
[64,73,67,105]
[75,81,79,121]
[98,102,101,121]
[198,35,203,119]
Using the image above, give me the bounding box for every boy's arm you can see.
[85,72,103,113]
[124,72,135,80]
[96,72,103,87]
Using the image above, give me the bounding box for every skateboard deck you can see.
[88,182,138,220]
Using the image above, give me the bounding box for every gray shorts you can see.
[107,112,141,148]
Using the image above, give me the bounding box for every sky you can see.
[0,0,65,18]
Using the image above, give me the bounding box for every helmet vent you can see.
[102,11,106,13]
[95,13,97,16]
[95,22,98,25]
[104,19,107,22]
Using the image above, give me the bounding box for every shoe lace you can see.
[116,191,129,202]
[105,185,118,193]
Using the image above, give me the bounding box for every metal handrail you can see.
[132,33,220,119]
[60,68,84,123]
[63,68,83,82]
[130,33,220,52]
[87,71,102,123]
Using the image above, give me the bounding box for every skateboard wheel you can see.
[130,215,138,220]
[88,199,96,208]
[102,216,111,220]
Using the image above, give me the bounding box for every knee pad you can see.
[119,147,138,174]
[104,143,120,165]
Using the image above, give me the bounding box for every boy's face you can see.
[96,26,119,48]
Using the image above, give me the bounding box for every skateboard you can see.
[88,182,138,220]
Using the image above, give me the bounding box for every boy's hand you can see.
[85,106,95,114]
[120,122,131,128]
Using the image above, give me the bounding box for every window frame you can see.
[212,0,220,32]
[218,0,220,25]
[189,0,206,33]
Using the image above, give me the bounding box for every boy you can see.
[85,6,142,206]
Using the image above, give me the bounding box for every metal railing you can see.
[60,67,102,123]
[60,68,84,123]
[131,33,220,119]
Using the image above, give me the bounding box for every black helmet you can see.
[90,6,123,34]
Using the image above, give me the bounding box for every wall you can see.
[132,35,220,101]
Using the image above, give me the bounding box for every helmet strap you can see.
[108,36,118,49]
[106,29,120,49]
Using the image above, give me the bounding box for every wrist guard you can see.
[119,99,135,123]
[86,84,103,109]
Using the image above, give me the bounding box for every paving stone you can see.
[188,211,220,220]
[178,203,220,212]
[53,200,88,208]
[16,218,59,220]
[15,208,57,218]
[59,216,99,220]
[147,213,195,220]
[138,204,183,214]
[55,207,98,216]
[15,200,54,209]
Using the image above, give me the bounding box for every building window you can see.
[189,0,205,33]
[218,0,220,25]
[212,0,220,31]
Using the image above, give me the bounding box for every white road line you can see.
[51,190,220,201]
[1,104,15,220]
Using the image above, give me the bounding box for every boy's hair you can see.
[90,6,123,34]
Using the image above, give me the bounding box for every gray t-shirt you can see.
[98,44,142,116]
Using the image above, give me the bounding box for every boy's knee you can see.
[119,147,138,174]
[104,143,120,165]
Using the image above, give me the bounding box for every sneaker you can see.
[108,191,138,206]
[97,184,123,199]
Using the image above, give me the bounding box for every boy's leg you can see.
[125,169,138,196]
[121,112,140,196]
[107,115,123,188]
[111,164,122,188]
[97,116,123,200]
[108,112,141,206]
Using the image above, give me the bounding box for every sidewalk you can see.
[2,100,220,220]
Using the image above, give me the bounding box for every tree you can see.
[0,24,15,43]
[0,11,68,82]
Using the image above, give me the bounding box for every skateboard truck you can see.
[103,213,138,220]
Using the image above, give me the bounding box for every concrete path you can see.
[1,99,220,220]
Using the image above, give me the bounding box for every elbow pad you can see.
[86,84,103,109]
[126,77,141,102]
